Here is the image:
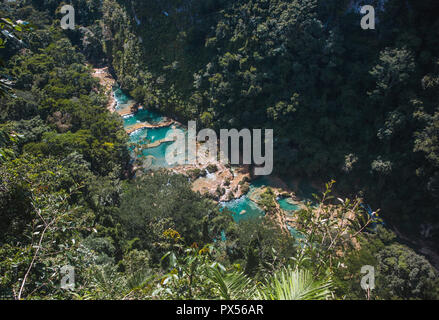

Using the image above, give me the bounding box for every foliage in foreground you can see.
[1,1,438,301]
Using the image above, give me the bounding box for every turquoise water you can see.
[132,126,189,168]
[141,142,175,168]
[278,198,301,212]
[130,126,172,145]
[114,87,133,109]
[114,87,164,125]
[114,87,129,104]
[221,193,304,239]
[129,126,178,169]
[221,182,302,224]
[129,128,149,145]
[129,126,176,168]
[220,195,265,222]
[124,109,164,127]
[114,87,178,168]
[114,86,306,238]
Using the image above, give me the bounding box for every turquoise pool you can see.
[114,86,134,109]
[123,109,164,127]
[278,198,301,212]
[220,195,265,222]
[129,126,172,145]
[115,86,307,239]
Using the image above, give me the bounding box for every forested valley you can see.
[0,0,438,300]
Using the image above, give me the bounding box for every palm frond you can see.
[256,267,332,300]
[205,266,255,300]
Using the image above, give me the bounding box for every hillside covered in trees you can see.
[101,0,439,246]
[0,0,438,300]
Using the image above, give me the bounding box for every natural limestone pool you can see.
[130,126,172,145]
[278,197,301,212]
[114,87,305,235]
[123,109,164,127]
[114,88,177,167]
[220,195,265,222]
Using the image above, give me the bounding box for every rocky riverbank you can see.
[92,67,116,112]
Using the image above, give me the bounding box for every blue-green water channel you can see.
[130,126,172,145]
[114,88,177,168]
[123,108,164,127]
[221,176,305,238]
[114,86,134,109]
[278,198,301,212]
[221,194,304,238]
[115,87,304,236]
[220,196,265,223]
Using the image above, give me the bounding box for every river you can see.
[112,87,308,226]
